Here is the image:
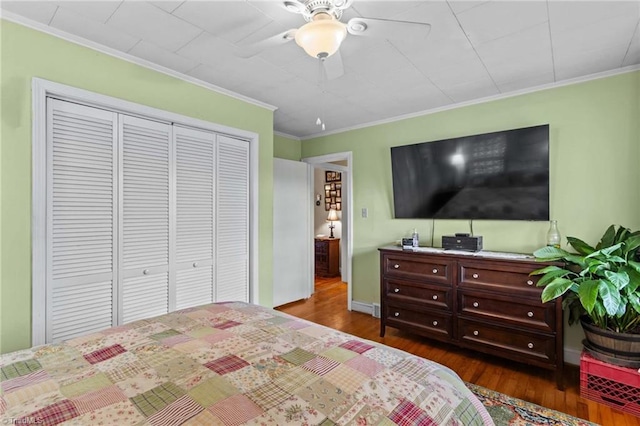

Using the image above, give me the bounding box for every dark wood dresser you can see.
[379,247,564,389]
[315,238,340,277]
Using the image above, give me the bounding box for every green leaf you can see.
[533,246,570,260]
[623,234,640,255]
[567,237,595,255]
[622,267,640,292]
[536,269,573,287]
[599,280,622,316]
[530,265,564,275]
[564,254,588,268]
[597,225,616,249]
[586,243,623,259]
[628,293,640,315]
[577,280,601,314]
[541,277,574,303]
[629,260,640,273]
[604,270,629,290]
[614,226,630,244]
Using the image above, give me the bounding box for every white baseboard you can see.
[351,300,373,316]
[351,299,584,367]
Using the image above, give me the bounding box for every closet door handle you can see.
[143,269,149,275]
[193,262,198,268]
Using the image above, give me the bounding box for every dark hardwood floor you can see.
[277,277,640,426]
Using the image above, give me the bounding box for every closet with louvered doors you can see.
[44,98,249,344]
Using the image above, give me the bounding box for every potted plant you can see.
[530,225,640,366]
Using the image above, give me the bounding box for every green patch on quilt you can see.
[321,347,358,363]
[188,375,239,408]
[264,316,292,325]
[154,356,203,382]
[318,418,338,426]
[279,348,316,366]
[186,327,218,338]
[60,372,113,398]
[131,382,185,417]
[1,359,42,380]
[149,329,182,341]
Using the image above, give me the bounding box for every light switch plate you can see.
[362,208,368,218]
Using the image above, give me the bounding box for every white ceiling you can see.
[3,0,639,138]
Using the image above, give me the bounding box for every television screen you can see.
[391,125,549,220]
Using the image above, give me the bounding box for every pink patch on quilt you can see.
[302,356,340,376]
[1,370,50,393]
[345,355,386,378]
[204,355,250,375]
[161,334,193,347]
[283,320,310,330]
[388,399,436,426]
[209,394,263,425]
[83,344,127,364]
[213,320,241,330]
[72,384,128,414]
[340,340,375,354]
[148,395,203,426]
[20,399,79,425]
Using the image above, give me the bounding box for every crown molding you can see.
[1,13,277,112]
[300,64,640,140]
[273,131,301,141]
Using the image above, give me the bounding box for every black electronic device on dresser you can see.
[442,234,483,251]
[378,246,564,389]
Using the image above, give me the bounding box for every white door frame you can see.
[303,152,353,311]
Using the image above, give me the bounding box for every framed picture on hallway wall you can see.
[325,171,341,182]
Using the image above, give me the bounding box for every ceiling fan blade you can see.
[324,51,344,80]
[237,29,297,58]
[346,17,431,40]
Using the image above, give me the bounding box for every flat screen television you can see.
[391,124,549,220]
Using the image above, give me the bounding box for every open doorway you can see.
[303,152,352,311]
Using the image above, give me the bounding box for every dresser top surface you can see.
[379,245,535,262]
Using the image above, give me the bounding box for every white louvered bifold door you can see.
[119,115,171,324]
[47,99,117,343]
[216,135,250,302]
[174,126,215,310]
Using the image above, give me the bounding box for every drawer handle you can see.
[527,280,534,286]
[473,330,479,336]
[432,268,438,274]
[528,343,534,349]
[432,295,438,300]
[394,264,400,269]
[472,273,479,279]
[527,311,534,318]
[473,302,479,308]
[394,312,400,317]
[432,321,438,326]
[143,269,149,275]
[394,288,400,293]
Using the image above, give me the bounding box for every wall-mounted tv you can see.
[391,124,549,220]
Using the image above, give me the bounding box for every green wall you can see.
[302,71,640,354]
[0,20,275,354]
[274,134,302,160]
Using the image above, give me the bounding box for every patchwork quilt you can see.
[1,302,494,425]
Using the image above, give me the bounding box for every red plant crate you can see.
[580,351,640,416]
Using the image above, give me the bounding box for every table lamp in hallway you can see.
[327,209,339,238]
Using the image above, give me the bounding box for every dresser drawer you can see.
[386,303,453,340]
[383,254,453,285]
[459,318,556,364]
[459,261,542,297]
[459,291,554,332]
[385,279,452,311]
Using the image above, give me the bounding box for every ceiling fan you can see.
[239,0,432,77]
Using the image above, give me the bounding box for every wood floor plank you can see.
[277,277,640,425]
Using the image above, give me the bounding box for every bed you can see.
[1,302,494,425]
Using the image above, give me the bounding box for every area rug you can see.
[467,383,598,426]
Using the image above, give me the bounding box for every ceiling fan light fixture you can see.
[294,12,347,58]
